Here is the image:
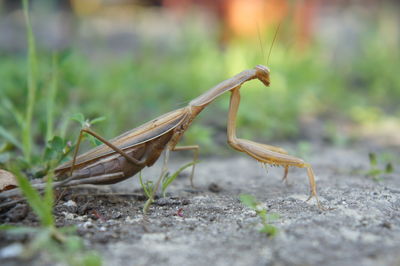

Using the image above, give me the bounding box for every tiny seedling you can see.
[239,194,279,237]
[139,171,155,200]
[0,169,102,266]
[366,152,394,182]
[139,161,197,213]
[161,161,197,197]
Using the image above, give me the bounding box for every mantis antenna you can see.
[267,22,281,65]
[256,21,266,64]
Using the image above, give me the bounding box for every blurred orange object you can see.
[226,0,288,37]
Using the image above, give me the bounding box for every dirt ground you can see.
[1,144,400,266]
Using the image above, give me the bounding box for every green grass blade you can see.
[1,98,25,129]
[43,176,54,226]
[22,0,38,164]
[90,116,106,125]
[0,125,23,150]
[13,169,54,227]
[161,161,196,197]
[0,225,39,234]
[46,53,58,141]
[138,171,151,198]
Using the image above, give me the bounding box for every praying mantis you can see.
[0,65,323,211]
[54,64,322,210]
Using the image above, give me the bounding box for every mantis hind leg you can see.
[172,145,199,187]
[69,128,147,178]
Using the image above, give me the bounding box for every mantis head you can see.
[255,65,270,87]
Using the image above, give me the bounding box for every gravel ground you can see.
[1,145,400,266]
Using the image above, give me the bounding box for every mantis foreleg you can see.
[226,87,323,208]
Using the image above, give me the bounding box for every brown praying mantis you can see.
[0,65,323,211]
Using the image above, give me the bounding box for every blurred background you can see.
[0,0,399,164]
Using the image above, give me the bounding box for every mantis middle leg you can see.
[171,145,199,187]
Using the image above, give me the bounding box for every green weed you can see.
[365,152,394,182]
[161,161,197,197]
[0,169,102,266]
[21,0,38,164]
[139,161,197,213]
[139,171,154,200]
[239,194,279,237]
[0,2,104,264]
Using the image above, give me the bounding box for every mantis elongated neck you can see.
[189,69,256,108]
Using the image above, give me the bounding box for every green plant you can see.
[239,194,279,237]
[0,169,102,266]
[365,152,394,182]
[138,171,154,200]
[161,161,197,197]
[0,0,38,165]
[21,0,38,164]
[138,161,197,213]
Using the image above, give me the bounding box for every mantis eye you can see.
[255,64,270,74]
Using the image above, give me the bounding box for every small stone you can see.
[125,216,135,224]
[107,219,117,225]
[63,200,78,213]
[6,204,28,222]
[83,221,94,229]
[63,212,75,220]
[0,243,23,259]
[381,221,392,229]
[155,198,174,206]
[99,226,107,232]
[63,200,77,207]
[111,212,122,219]
[182,199,190,205]
[208,183,222,193]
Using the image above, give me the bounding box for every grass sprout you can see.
[366,152,394,182]
[0,169,102,265]
[239,194,279,237]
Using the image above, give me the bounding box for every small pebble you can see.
[83,221,94,229]
[63,212,75,220]
[0,243,23,259]
[381,221,392,229]
[6,204,28,222]
[63,200,77,207]
[125,216,135,224]
[182,199,190,205]
[156,198,175,206]
[112,212,122,219]
[208,183,222,193]
[99,226,107,232]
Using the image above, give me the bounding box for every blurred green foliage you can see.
[0,11,399,165]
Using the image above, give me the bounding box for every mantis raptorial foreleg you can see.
[226,87,323,208]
